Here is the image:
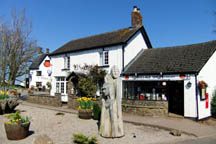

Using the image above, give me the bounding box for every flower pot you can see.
[4,122,30,140]
[78,109,92,119]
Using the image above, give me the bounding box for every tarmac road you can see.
[174,135,216,144]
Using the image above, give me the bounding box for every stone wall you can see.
[27,93,62,107]
[122,99,168,116]
[27,93,168,116]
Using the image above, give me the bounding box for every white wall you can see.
[50,45,123,96]
[197,50,216,119]
[184,75,197,118]
[50,29,149,98]
[124,31,148,67]
[121,74,198,118]
[29,56,52,89]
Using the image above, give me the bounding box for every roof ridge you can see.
[61,26,139,47]
[148,40,216,51]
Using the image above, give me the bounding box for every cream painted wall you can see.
[29,56,52,89]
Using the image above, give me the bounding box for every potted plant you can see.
[46,82,51,92]
[198,80,208,89]
[4,111,30,140]
[198,80,208,100]
[77,97,95,119]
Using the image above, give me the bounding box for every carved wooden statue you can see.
[100,65,124,138]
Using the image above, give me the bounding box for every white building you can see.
[29,48,52,90]
[122,40,216,120]
[49,6,152,101]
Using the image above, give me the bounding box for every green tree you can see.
[211,90,216,118]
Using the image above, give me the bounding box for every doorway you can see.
[168,81,184,116]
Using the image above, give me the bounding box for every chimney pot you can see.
[38,47,43,54]
[46,48,49,54]
[133,6,138,12]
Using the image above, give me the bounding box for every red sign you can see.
[44,61,51,67]
[179,74,186,79]
[206,93,209,109]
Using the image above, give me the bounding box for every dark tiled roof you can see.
[66,72,86,81]
[50,26,152,56]
[123,40,216,75]
[29,54,48,70]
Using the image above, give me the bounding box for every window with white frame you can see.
[56,77,66,94]
[100,51,109,66]
[64,56,70,69]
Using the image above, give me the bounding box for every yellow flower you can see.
[6,91,8,95]
[78,106,81,110]
[5,121,11,125]
[0,91,4,95]
[77,98,82,101]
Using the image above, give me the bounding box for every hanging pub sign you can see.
[44,60,51,67]
[198,80,208,101]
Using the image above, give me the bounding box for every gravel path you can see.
[0,105,195,144]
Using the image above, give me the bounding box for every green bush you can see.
[211,90,216,118]
[73,133,97,144]
[93,103,101,120]
[78,78,97,97]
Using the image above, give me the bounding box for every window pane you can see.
[56,82,59,93]
[61,82,64,93]
[66,82,68,94]
[36,71,42,76]
[67,57,70,69]
[123,81,168,101]
[103,51,109,65]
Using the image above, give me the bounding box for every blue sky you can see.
[0,0,216,52]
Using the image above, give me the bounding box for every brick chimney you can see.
[38,47,43,54]
[46,48,49,54]
[131,6,142,27]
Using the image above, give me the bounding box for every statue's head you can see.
[110,65,119,79]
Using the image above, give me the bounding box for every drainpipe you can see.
[122,44,125,72]
[195,73,199,120]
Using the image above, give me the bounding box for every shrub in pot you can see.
[93,103,101,120]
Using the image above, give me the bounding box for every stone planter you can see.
[4,122,30,140]
[78,109,92,119]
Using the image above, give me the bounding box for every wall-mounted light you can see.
[162,82,167,86]
[186,81,192,88]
